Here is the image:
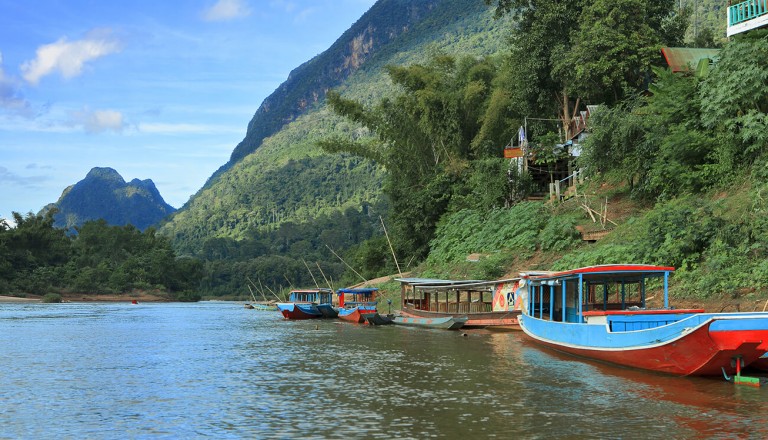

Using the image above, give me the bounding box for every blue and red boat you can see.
[276,289,335,320]
[336,288,378,323]
[518,264,768,377]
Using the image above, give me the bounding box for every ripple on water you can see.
[1,303,767,439]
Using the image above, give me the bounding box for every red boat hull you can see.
[338,307,376,323]
[277,303,321,320]
[526,322,768,376]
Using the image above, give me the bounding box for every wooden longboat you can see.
[276,289,335,320]
[246,300,277,311]
[397,277,524,329]
[518,264,768,377]
[337,287,378,323]
[392,315,468,330]
[365,313,394,325]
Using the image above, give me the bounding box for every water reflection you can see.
[517,337,768,438]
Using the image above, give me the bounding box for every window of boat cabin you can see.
[582,276,645,312]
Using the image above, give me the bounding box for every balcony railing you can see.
[728,0,768,35]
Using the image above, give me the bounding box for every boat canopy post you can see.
[663,271,669,309]
[561,282,566,322]
[603,283,608,311]
[549,284,554,320]
[578,274,583,321]
[641,276,646,308]
[539,284,544,319]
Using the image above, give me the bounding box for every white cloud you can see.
[20,29,121,85]
[70,108,126,133]
[202,0,252,21]
[2,217,16,229]
[0,52,33,116]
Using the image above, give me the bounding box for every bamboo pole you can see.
[246,275,269,301]
[302,258,320,288]
[265,283,283,302]
[283,274,296,291]
[380,216,402,278]
[258,277,283,302]
[326,244,367,284]
[315,262,335,291]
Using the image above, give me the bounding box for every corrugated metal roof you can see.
[395,277,520,289]
[661,47,720,73]
[395,278,474,285]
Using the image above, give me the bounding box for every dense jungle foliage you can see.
[0,212,202,300]
[324,1,768,300]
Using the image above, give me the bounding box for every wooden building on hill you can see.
[728,0,768,36]
[504,105,599,201]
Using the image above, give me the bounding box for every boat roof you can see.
[290,288,333,293]
[412,278,521,291]
[337,287,378,294]
[396,277,487,287]
[528,264,674,282]
[661,47,720,73]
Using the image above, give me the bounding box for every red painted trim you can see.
[530,264,675,280]
[581,309,704,316]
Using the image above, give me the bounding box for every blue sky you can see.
[0,0,376,223]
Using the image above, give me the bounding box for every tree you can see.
[556,0,664,105]
[321,55,514,258]
[490,0,683,139]
[700,30,768,162]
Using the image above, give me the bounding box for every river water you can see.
[1,301,767,439]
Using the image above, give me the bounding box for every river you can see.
[1,301,767,439]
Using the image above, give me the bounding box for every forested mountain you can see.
[43,167,176,232]
[158,0,513,294]
[225,0,442,167]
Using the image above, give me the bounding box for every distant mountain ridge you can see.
[43,167,176,231]
[226,0,440,167]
